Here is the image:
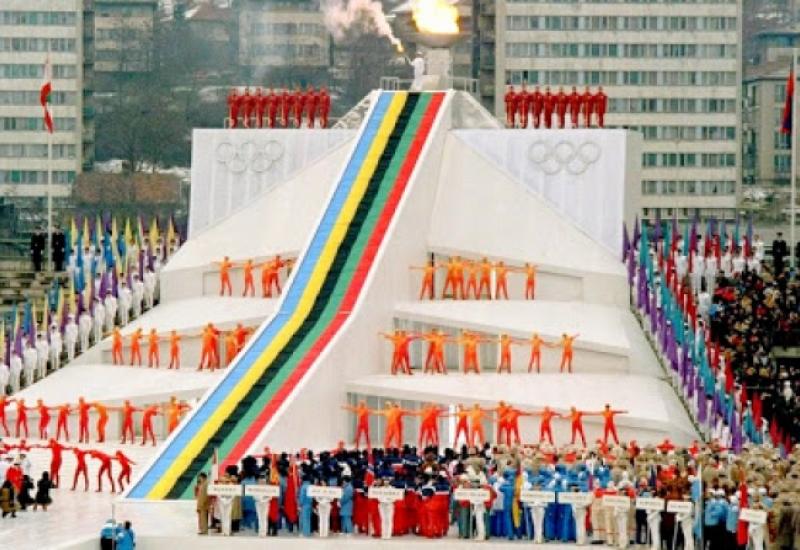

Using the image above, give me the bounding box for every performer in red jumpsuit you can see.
[533,406,559,445]
[281,88,292,128]
[499,406,531,446]
[0,395,12,437]
[452,404,469,446]
[94,402,110,443]
[417,403,447,448]
[532,86,544,129]
[342,401,372,449]
[71,446,91,491]
[115,450,136,491]
[380,329,416,375]
[254,88,266,129]
[422,329,448,374]
[15,398,29,438]
[516,83,529,129]
[319,86,331,128]
[567,406,590,447]
[35,399,51,439]
[55,402,70,441]
[293,86,305,128]
[599,403,627,445]
[543,86,556,129]
[35,438,68,488]
[120,400,139,444]
[305,85,319,128]
[267,88,279,128]
[555,86,569,128]
[226,88,240,128]
[594,85,608,128]
[580,86,594,128]
[241,87,254,129]
[567,86,581,128]
[91,449,115,492]
[77,396,91,443]
[504,85,517,128]
[141,404,160,446]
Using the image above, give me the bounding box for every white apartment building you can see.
[0,0,85,201]
[94,0,156,74]
[491,0,742,221]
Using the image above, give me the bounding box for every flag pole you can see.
[792,47,798,270]
[45,44,53,273]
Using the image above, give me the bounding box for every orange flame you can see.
[411,0,459,34]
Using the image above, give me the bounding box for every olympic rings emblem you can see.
[215,140,285,174]
[528,140,601,175]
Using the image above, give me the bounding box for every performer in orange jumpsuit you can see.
[504,85,517,127]
[36,438,67,487]
[594,85,608,128]
[499,406,531,446]
[380,329,416,375]
[55,402,70,441]
[567,406,590,447]
[467,403,492,446]
[305,85,319,128]
[439,256,465,299]
[293,85,305,128]
[264,254,286,297]
[598,403,627,445]
[94,401,110,443]
[115,450,136,492]
[91,449,115,492]
[147,329,160,368]
[580,86,594,128]
[168,330,181,369]
[342,401,372,449]
[129,327,143,366]
[242,259,255,297]
[198,322,220,371]
[410,263,436,300]
[543,86,556,129]
[77,396,91,443]
[493,401,511,444]
[477,257,493,299]
[120,399,139,444]
[516,83,529,128]
[422,329,448,374]
[226,88,240,128]
[36,399,51,439]
[526,332,546,373]
[166,396,190,433]
[555,86,569,128]
[458,331,487,374]
[319,86,331,128]
[233,323,251,352]
[532,86,544,129]
[494,260,509,299]
[533,406,559,445]
[15,398,29,438]
[567,86,581,128]
[225,331,238,366]
[377,402,413,449]
[0,395,11,436]
[217,256,234,296]
[496,333,514,373]
[267,88,279,128]
[241,87,254,128]
[452,403,469,446]
[141,404,160,446]
[464,260,479,299]
[416,403,447,448]
[254,88,266,128]
[557,333,579,373]
[71,446,91,491]
[281,88,292,128]
[111,327,124,365]
[519,262,537,300]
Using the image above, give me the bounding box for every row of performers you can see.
[226,86,331,129]
[504,84,608,129]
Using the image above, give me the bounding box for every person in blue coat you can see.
[499,469,517,540]
[340,476,354,535]
[99,519,118,550]
[298,476,313,537]
[115,521,136,550]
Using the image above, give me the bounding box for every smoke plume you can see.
[322,0,403,50]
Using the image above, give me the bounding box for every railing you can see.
[379,76,480,97]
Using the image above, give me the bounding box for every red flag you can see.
[283,460,299,524]
[782,68,794,134]
[753,392,762,427]
[736,482,748,545]
[40,54,53,134]
[724,354,734,394]
[740,382,748,409]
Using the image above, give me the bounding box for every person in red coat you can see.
[532,85,544,128]
[567,86,581,128]
[293,85,305,128]
[254,88,266,129]
[581,86,594,128]
[114,450,135,492]
[543,86,556,129]
[226,87,240,128]
[305,85,319,128]
[594,85,608,128]
[90,449,115,493]
[319,86,331,128]
[504,85,517,128]
[281,88,292,128]
[516,83,529,128]
[267,88,279,128]
[556,86,569,128]
[241,87,254,128]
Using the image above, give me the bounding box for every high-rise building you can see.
[93,0,156,75]
[480,0,742,221]
[0,1,89,203]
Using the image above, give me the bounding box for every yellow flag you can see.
[56,286,65,321]
[40,295,48,333]
[124,217,133,248]
[70,217,78,249]
[111,216,118,240]
[149,217,160,251]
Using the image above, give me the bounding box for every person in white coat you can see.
[118,281,132,326]
[65,314,79,361]
[49,324,63,371]
[407,51,426,91]
[0,362,9,394]
[143,268,157,310]
[34,333,49,379]
[22,340,38,387]
[131,274,145,319]
[79,310,93,352]
[9,353,22,393]
[103,291,117,333]
[93,298,106,344]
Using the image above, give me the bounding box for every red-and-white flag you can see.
[40,54,53,133]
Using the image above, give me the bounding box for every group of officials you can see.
[226,86,332,129]
[29,226,66,273]
[504,84,608,129]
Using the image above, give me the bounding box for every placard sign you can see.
[520,490,556,504]
[666,501,693,515]
[244,485,280,498]
[739,508,767,525]
[368,487,404,501]
[602,495,632,509]
[307,486,343,500]
[453,488,490,503]
[558,492,594,506]
[207,484,242,497]
[636,497,665,511]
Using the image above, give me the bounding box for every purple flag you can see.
[697,378,707,424]
[622,221,631,261]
